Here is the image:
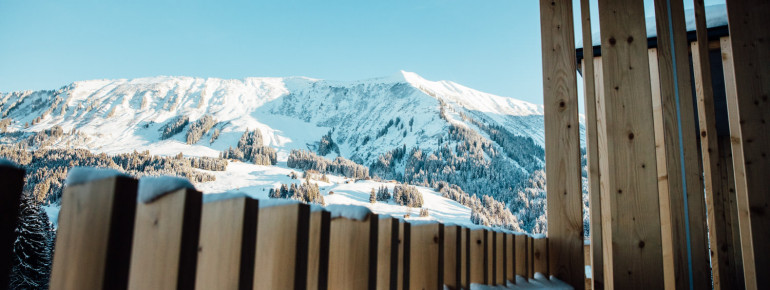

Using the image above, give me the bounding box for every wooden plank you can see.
[443,225,461,289]
[592,55,609,290]
[0,165,24,289]
[377,217,398,290]
[461,227,470,289]
[253,203,310,290]
[328,213,378,290]
[409,223,443,290]
[494,231,504,285]
[596,0,665,288]
[487,230,494,284]
[540,0,584,287]
[308,210,331,290]
[506,233,515,283]
[398,222,408,290]
[469,229,486,284]
[691,2,743,283]
[533,238,549,276]
[515,235,529,279]
[195,197,258,290]
[528,236,535,278]
[128,188,202,290]
[721,0,770,279]
[651,0,712,287]
[50,176,137,290]
[579,0,603,287]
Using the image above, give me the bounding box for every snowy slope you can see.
[0,71,545,164]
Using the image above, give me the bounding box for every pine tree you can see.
[9,195,53,289]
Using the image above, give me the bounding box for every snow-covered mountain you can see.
[0,71,543,162]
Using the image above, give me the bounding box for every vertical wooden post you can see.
[0,164,24,289]
[308,209,331,290]
[486,230,494,284]
[195,197,258,290]
[596,0,665,288]
[469,229,486,284]
[540,0,584,287]
[533,238,550,276]
[443,225,461,289]
[722,0,770,282]
[128,188,202,290]
[377,217,398,290]
[328,213,378,289]
[528,236,535,279]
[253,203,310,290]
[691,0,743,285]
[398,222,409,290]
[461,227,470,289]
[51,176,138,290]
[495,231,505,285]
[409,223,443,290]
[506,233,515,283]
[515,234,529,279]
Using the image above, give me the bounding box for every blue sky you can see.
[0,0,725,105]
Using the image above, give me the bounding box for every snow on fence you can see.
[0,164,566,289]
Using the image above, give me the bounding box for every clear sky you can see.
[0,0,726,106]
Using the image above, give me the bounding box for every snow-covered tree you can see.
[9,195,53,289]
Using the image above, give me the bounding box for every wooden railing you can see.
[0,164,560,290]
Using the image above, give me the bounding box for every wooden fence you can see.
[0,165,556,290]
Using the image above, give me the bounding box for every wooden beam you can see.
[50,176,137,290]
[253,203,310,290]
[0,164,24,289]
[515,234,529,279]
[540,0,584,287]
[461,227,470,289]
[592,54,610,290]
[506,233,515,283]
[409,223,443,290]
[596,0,665,288]
[309,210,331,290]
[722,0,770,281]
[377,217,398,290]
[652,0,712,287]
[128,188,202,290]
[195,197,258,290]
[534,238,549,276]
[398,222,408,290]
[487,229,494,283]
[443,225,461,289]
[691,0,743,284]
[328,212,378,290]
[579,0,603,288]
[528,236,535,278]
[469,229,486,284]
[495,231,505,285]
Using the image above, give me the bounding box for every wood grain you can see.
[506,233,514,283]
[377,217,398,290]
[195,197,258,290]
[128,188,201,290]
[540,0,584,287]
[50,176,137,290]
[515,234,529,279]
[328,213,378,290]
[0,165,24,289]
[253,203,310,290]
[494,231,504,285]
[469,229,486,284]
[308,210,331,290]
[461,227,469,289]
[533,238,549,276]
[409,223,443,290]
[443,225,461,289]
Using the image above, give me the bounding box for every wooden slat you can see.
[721,0,770,280]
[329,213,378,290]
[579,0,603,287]
[487,230,494,283]
[515,235,529,279]
[377,217,398,290]
[652,0,712,287]
[50,176,137,290]
[540,0,584,288]
[469,229,486,284]
[443,225,461,289]
[592,54,609,290]
[528,236,535,278]
[495,231,505,285]
[533,238,549,276]
[398,222,408,290]
[0,165,24,289]
[128,188,202,290]
[505,234,516,282]
[308,210,331,290]
[596,0,665,288]
[409,223,443,290]
[720,135,746,288]
[253,203,310,290]
[461,227,470,289]
[195,197,258,290]
[691,1,743,283]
